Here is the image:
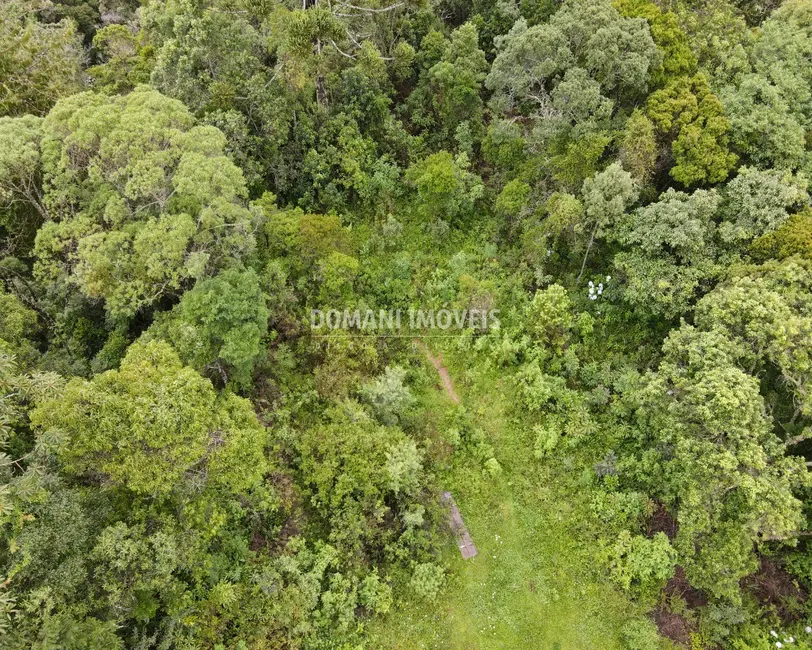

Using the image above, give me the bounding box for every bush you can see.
[621,618,662,650]
[359,365,415,426]
[409,562,446,601]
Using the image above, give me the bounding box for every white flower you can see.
[776,643,783,648]
[771,631,779,638]
[606,275,611,281]
[806,626,811,633]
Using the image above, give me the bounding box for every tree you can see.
[693,258,812,424]
[410,23,488,148]
[626,329,805,600]
[295,405,426,561]
[0,287,37,360]
[0,0,84,117]
[621,260,812,600]
[0,115,46,257]
[606,530,676,599]
[613,187,721,317]
[720,74,807,171]
[524,284,573,351]
[487,1,660,114]
[405,151,483,222]
[717,0,812,171]
[578,163,638,279]
[613,0,697,86]
[618,109,657,183]
[718,166,809,244]
[32,87,258,319]
[646,73,737,186]
[751,210,812,262]
[359,365,415,426]
[750,0,812,121]
[617,188,720,265]
[31,340,267,495]
[88,25,155,95]
[147,267,269,389]
[486,1,660,190]
[144,0,267,114]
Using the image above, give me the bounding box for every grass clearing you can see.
[366,344,638,649]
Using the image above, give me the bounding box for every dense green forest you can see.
[2,0,812,647]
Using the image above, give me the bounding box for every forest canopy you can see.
[2,0,812,648]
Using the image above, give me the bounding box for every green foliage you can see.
[494,179,531,220]
[487,0,660,115]
[721,73,807,171]
[410,22,488,148]
[620,618,662,650]
[148,267,269,388]
[0,0,84,117]
[533,420,560,458]
[614,187,720,317]
[145,0,266,114]
[618,109,657,184]
[525,284,573,351]
[621,261,812,601]
[33,86,257,318]
[618,188,719,263]
[405,151,483,222]
[1,0,811,645]
[409,562,445,601]
[31,340,267,494]
[0,114,46,257]
[613,0,697,85]
[582,163,639,237]
[88,25,154,94]
[486,0,660,190]
[0,287,37,351]
[647,73,737,186]
[295,405,427,560]
[359,365,415,426]
[751,210,812,261]
[719,166,809,244]
[605,530,676,599]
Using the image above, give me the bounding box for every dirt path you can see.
[415,339,460,404]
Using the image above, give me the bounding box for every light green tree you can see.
[719,166,809,244]
[579,163,638,279]
[606,530,676,599]
[32,87,258,319]
[618,109,657,183]
[31,340,267,495]
[359,365,415,427]
[405,151,483,222]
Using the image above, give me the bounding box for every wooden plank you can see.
[442,491,478,559]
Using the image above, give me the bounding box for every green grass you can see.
[366,344,638,649]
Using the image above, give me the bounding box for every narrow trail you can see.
[415,338,460,404]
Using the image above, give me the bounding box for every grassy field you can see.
[366,343,638,649]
